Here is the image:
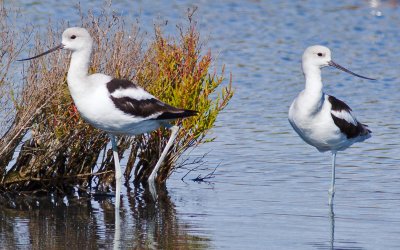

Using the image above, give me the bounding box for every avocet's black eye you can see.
[70,35,76,39]
[317,53,323,57]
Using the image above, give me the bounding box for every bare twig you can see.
[191,163,220,183]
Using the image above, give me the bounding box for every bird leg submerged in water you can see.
[329,152,337,206]
[110,125,180,203]
[110,134,122,208]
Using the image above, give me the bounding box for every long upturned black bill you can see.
[17,44,64,61]
[328,61,376,80]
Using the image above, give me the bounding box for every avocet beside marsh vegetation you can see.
[19,27,197,207]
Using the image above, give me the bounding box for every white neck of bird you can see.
[67,48,91,81]
[302,64,323,95]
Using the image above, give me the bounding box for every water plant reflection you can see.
[0,185,210,249]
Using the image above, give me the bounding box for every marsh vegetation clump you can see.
[0,5,233,193]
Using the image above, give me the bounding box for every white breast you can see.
[289,93,345,152]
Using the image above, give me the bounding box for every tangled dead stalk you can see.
[0,5,233,194]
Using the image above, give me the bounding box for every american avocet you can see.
[288,45,375,206]
[19,27,197,207]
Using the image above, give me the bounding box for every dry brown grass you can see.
[0,5,233,194]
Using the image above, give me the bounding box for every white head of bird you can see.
[301,45,375,92]
[17,27,95,80]
[302,45,331,71]
[61,27,93,52]
[17,27,94,61]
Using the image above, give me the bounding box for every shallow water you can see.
[1,0,400,249]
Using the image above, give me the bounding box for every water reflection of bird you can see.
[0,186,210,249]
[288,45,375,205]
[18,27,197,207]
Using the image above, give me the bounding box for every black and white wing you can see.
[106,79,197,120]
[328,95,371,139]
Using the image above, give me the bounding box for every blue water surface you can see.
[1,0,400,249]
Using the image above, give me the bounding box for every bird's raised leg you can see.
[148,125,179,196]
[328,152,337,206]
[110,134,122,208]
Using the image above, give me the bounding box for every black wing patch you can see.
[329,95,352,112]
[328,95,371,139]
[331,115,371,139]
[107,78,138,93]
[110,96,197,119]
[107,78,197,119]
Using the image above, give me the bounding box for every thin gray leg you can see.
[148,125,179,188]
[328,152,337,206]
[329,203,335,249]
[110,134,122,208]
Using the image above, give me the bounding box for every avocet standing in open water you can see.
[19,27,197,207]
[288,45,375,206]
